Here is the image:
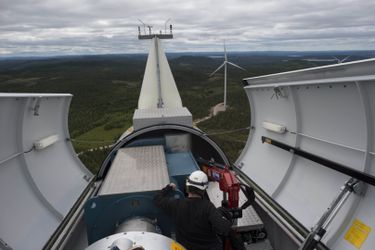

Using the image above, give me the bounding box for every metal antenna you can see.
[137,21,173,40]
[137,19,146,34]
[147,25,153,35]
[164,18,171,34]
[209,41,247,111]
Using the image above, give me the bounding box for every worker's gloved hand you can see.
[217,206,233,222]
[161,183,176,195]
[169,183,176,190]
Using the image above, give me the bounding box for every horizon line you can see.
[1,49,375,60]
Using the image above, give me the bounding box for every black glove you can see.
[218,206,233,222]
[161,183,175,195]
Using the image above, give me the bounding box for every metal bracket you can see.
[271,87,287,99]
[0,238,13,250]
[237,162,244,169]
[299,177,357,250]
[83,175,91,182]
[350,180,366,196]
[33,97,42,116]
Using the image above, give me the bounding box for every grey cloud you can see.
[0,0,375,56]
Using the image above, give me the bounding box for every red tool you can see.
[203,163,240,208]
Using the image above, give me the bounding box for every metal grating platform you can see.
[245,239,273,250]
[99,145,170,195]
[206,182,264,231]
[236,190,264,231]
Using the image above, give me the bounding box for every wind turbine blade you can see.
[332,56,340,63]
[341,56,350,63]
[209,62,225,77]
[227,61,247,71]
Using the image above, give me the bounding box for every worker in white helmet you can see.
[154,170,232,250]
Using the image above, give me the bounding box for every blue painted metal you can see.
[84,190,183,244]
[166,152,200,190]
[85,142,200,244]
[125,137,165,148]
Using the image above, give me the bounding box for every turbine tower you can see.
[210,41,246,111]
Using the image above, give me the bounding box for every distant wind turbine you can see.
[209,41,246,111]
[333,56,350,64]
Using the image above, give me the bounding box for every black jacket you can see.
[154,185,231,250]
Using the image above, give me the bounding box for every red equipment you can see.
[199,158,240,209]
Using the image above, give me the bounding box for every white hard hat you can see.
[186,170,208,190]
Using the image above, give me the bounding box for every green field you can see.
[72,112,132,153]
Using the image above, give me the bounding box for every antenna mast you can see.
[137,19,173,40]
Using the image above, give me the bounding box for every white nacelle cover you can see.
[0,94,92,250]
[238,59,375,250]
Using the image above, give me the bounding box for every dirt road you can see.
[193,102,226,125]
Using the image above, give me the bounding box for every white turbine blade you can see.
[227,61,246,71]
[332,56,340,63]
[209,62,225,77]
[341,56,350,63]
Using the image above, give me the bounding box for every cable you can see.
[205,127,250,136]
[70,138,116,144]
[70,127,249,145]
[24,146,35,154]
[0,146,34,166]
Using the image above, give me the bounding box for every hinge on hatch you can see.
[271,87,287,99]
[0,238,13,250]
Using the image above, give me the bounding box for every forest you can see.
[1,50,371,173]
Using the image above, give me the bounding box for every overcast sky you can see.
[1,0,375,56]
